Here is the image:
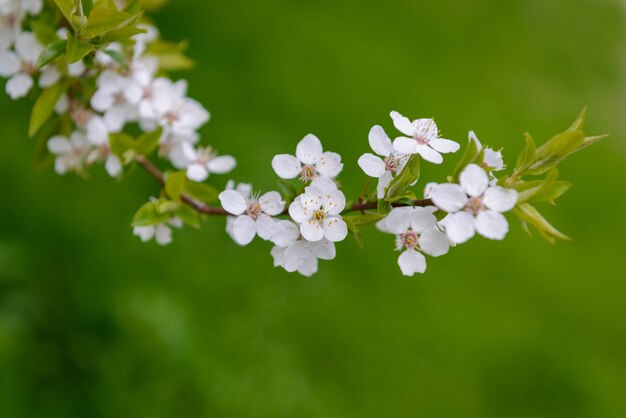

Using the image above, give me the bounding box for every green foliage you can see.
[451,136,480,181]
[28,82,66,138]
[384,154,420,203]
[76,6,143,40]
[66,32,96,63]
[513,203,571,244]
[147,40,195,71]
[131,199,173,227]
[36,39,67,69]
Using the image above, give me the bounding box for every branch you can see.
[135,156,433,216]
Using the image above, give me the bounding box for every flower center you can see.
[413,134,430,145]
[246,201,262,220]
[466,196,484,215]
[21,61,35,74]
[113,92,126,105]
[400,231,419,249]
[72,108,92,126]
[384,155,402,172]
[313,210,326,222]
[164,111,179,124]
[300,164,318,181]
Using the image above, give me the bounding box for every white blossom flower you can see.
[219,183,285,246]
[358,125,409,198]
[47,132,91,175]
[0,0,42,48]
[180,142,236,182]
[469,131,505,171]
[430,164,519,244]
[377,206,450,276]
[133,217,182,246]
[288,184,348,242]
[272,134,343,182]
[390,111,459,164]
[269,220,336,277]
[87,144,122,177]
[0,31,60,99]
[70,105,110,145]
[91,70,139,132]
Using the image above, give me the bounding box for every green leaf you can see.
[101,48,127,67]
[343,213,386,228]
[29,82,66,137]
[99,25,147,44]
[52,0,76,22]
[277,179,298,202]
[451,136,480,181]
[66,32,96,63]
[184,182,218,203]
[77,6,142,40]
[377,198,391,215]
[134,129,161,155]
[515,132,536,174]
[36,40,67,69]
[147,40,195,71]
[109,132,135,156]
[123,0,143,14]
[513,203,570,244]
[175,204,202,229]
[385,155,420,201]
[567,107,587,132]
[165,171,186,201]
[526,130,585,176]
[131,201,172,227]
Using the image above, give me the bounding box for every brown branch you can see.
[135,156,433,216]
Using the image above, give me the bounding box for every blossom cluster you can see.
[2,0,603,278]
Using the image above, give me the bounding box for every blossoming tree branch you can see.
[1,0,607,276]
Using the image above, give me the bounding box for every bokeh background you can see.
[1,0,626,416]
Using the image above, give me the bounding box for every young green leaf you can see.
[134,129,161,155]
[184,182,218,203]
[131,201,172,227]
[525,130,585,176]
[567,107,587,132]
[385,155,420,202]
[513,203,571,244]
[66,32,96,63]
[514,132,536,174]
[451,136,480,181]
[77,7,142,40]
[36,40,67,69]
[165,171,186,201]
[29,82,66,137]
[52,0,76,22]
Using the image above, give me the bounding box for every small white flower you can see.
[219,183,285,246]
[272,134,343,182]
[0,32,60,99]
[269,220,336,277]
[430,164,519,244]
[87,144,122,177]
[180,142,236,182]
[390,110,459,164]
[469,131,505,171]
[133,217,183,246]
[358,125,409,199]
[0,0,42,48]
[377,207,450,276]
[70,105,110,145]
[91,70,139,132]
[288,184,348,242]
[47,131,91,175]
[146,79,209,136]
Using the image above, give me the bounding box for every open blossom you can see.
[377,207,450,276]
[133,217,182,246]
[431,164,519,244]
[272,134,343,182]
[390,111,459,164]
[469,131,505,171]
[269,220,336,277]
[87,145,122,177]
[358,125,409,199]
[0,31,59,99]
[47,132,91,175]
[91,70,140,132]
[288,182,348,242]
[0,0,42,48]
[70,105,110,145]
[180,142,236,182]
[219,183,285,246]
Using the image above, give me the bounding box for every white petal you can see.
[430,184,468,213]
[418,228,450,257]
[288,199,310,223]
[270,220,300,247]
[6,73,33,99]
[218,190,247,215]
[316,152,343,178]
[154,224,173,245]
[255,214,276,240]
[414,143,443,164]
[105,154,122,177]
[47,136,71,154]
[377,207,413,234]
[308,177,337,193]
[181,141,197,160]
[104,107,128,132]
[429,137,460,154]
[86,117,109,145]
[133,226,155,242]
[440,212,476,244]
[259,191,285,216]
[91,90,114,112]
[483,148,505,171]
[15,32,41,63]
[376,171,393,199]
[38,66,60,88]
[297,255,318,277]
[392,137,418,154]
[369,125,393,156]
[483,186,518,213]
[410,207,437,233]
[358,153,386,178]
[284,242,309,272]
[322,189,346,215]
[54,94,69,114]
[398,249,427,276]
[271,245,287,267]
[412,118,439,141]
[0,50,20,76]
[296,134,323,164]
[300,221,324,242]
[186,163,209,182]
[232,215,256,245]
[459,164,489,197]
[390,111,415,136]
[207,155,236,174]
[475,210,509,240]
[309,239,336,260]
[271,154,301,179]
[322,217,348,242]
[299,188,324,211]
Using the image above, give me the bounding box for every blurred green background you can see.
[1,0,626,416]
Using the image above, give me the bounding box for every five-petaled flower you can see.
[358,125,409,198]
[272,134,343,182]
[219,182,285,246]
[377,207,450,276]
[390,111,460,164]
[47,132,91,175]
[430,164,519,244]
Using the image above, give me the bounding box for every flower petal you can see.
[376,171,393,199]
[259,191,285,216]
[300,220,324,241]
[322,216,347,242]
[272,154,301,179]
[429,137,460,154]
[358,153,386,178]
[270,220,300,247]
[483,186,518,213]
[412,118,439,142]
[47,136,71,154]
[390,111,414,136]
[207,155,236,174]
[154,224,173,246]
[288,198,311,223]
[296,134,323,164]
[369,125,393,156]
[0,50,20,77]
[459,164,489,197]
[392,137,418,154]
[232,215,256,245]
[309,239,336,260]
[440,212,476,244]
[317,152,343,178]
[414,143,443,164]
[255,213,276,240]
[186,163,209,182]
[475,210,509,240]
[105,154,122,177]
[377,207,413,234]
[430,183,468,213]
[297,255,318,277]
[419,228,450,257]
[218,190,247,215]
[410,207,437,233]
[6,73,33,99]
[323,189,346,215]
[398,249,427,276]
